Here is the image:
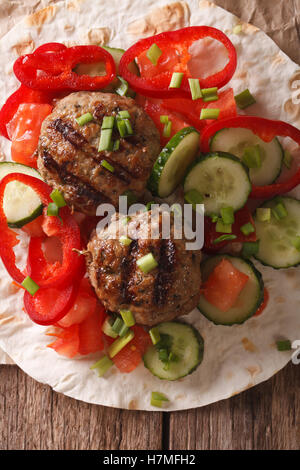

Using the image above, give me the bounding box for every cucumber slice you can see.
[148,127,199,198]
[198,255,264,325]
[184,152,251,216]
[254,196,300,268]
[0,162,43,228]
[210,128,283,186]
[74,46,139,96]
[143,322,204,381]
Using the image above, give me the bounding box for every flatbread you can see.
[0,0,299,410]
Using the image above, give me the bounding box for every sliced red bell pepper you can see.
[204,205,256,253]
[200,116,300,198]
[14,45,116,91]
[119,26,237,98]
[7,103,53,168]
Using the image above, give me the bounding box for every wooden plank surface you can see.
[0,0,300,452]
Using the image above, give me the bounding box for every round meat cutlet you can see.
[37,91,160,215]
[86,210,202,326]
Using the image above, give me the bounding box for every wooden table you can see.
[0,0,300,451]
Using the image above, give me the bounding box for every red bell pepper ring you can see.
[14,45,116,91]
[0,173,84,287]
[119,26,237,98]
[200,115,300,199]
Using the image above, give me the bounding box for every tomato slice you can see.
[7,103,52,168]
[21,215,45,238]
[23,282,78,326]
[78,304,105,355]
[57,278,97,328]
[48,324,80,358]
[202,258,249,312]
[112,325,152,373]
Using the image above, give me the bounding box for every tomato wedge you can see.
[112,325,152,373]
[48,324,80,358]
[78,304,105,355]
[57,279,97,328]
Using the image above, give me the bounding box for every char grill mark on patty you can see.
[153,239,176,306]
[42,149,113,205]
[120,239,139,304]
[50,118,132,184]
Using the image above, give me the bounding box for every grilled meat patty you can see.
[86,210,202,326]
[37,91,160,215]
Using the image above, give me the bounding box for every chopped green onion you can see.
[116,75,129,96]
[119,323,130,338]
[160,115,169,124]
[108,330,135,358]
[158,348,169,362]
[122,190,137,206]
[242,240,260,259]
[102,317,118,339]
[22,276,40,296]
[272,202,288,220]
[101,116,115,129]
[163,120,172,138]
[47,202,59,217]
[242,145,262,168]
[120,309,135,327]
[200,108,220,120]
[150,391,169,408]
[146,43,162,65]
[149,327,161,345]
[112,317,124,335]
[184,189,204,205]
[240,222,255,236]
[292,236,300,251]
[220,206,235,225]
[90,355,113,377]
[213,234,237,244]
[119,236,132,246]
[233,24,243,34]
[75,112,93,126]
[169,72,184,89]
[122,215,131,225]
[201,87,218,102]
[98,128,113,151]
[124,119,133,135]
[216,219,232,233]
[276,339,292,351]
[118,110,131,119]
[113,139,120,151]
[188,78,202,100]
[256,207,271,222]
[136,253,158,273]
[116,118,127,137]
[145,201,155,211]
[283,150,293,169]
[234,88,256,109]
[50,189,66,208]
[101,159,114,173]
[210,213,219,223]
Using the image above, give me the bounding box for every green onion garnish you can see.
[108,330,135,358]
[234,88,256,109]
[116,75,129,96]
[120,309,135,327]
[201,87,218,102]
[101,159,114,173]
[98,128,113,151]
[210,213,219,223]
[117,118,127,138]
[119,323,130,338]
[184,189,204,205]
[242,240,260,259]
[213,234,237,244]
[276,340,292,351]
[122,215,131,225]
[160,115,169,124]
[292,236,300,251]
[216,219,232,234]
[101,116,115,129]
[113,139,120,151]
[188,78,202,100]
[151,391,169,408]
[256,207,271,222]
[240,222,255,236]
[122,190,137,206]
[124,119,133,135]
[271,202,288,220]
[283,150,293,169]
[149,327,161,345]
[90,355,113,377]
[242,145,262,168]
[50,189,66,208]
[102,317,118,339]
[146,43,162,65]
[118,110,131,119]
[163,120,172,138]
[75,112,93,126]
[145,201,155,211]
[47,202,59,217]
[119,236,132,246]
[112,317,124,335]
[22,276,40,296]
[200,108,220,120]
[220,206,235,225]
[136,253,158,273]
[169,72,184,89]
